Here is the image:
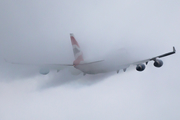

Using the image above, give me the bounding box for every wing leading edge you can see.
[133,46,176,65]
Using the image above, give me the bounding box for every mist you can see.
[0,0,180,119]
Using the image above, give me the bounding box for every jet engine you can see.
[136,64,146,71]
[154,59,163,68]
[39,68,50,75]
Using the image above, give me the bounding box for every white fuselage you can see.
[75,49,131,74]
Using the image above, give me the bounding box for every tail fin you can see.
[70,33,84,65]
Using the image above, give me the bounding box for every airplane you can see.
[5,33,176,75]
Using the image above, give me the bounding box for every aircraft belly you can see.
[75,61,129,74]
[75,62,105,74]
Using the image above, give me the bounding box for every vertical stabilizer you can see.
[70,33,84,65]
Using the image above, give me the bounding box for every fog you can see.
[0,0,180,119]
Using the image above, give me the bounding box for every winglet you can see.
[173,46,176,53]
[4,58,12,64]
[4,58,20,64]
[4,58,7,62]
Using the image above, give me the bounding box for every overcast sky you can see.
[0,0,180,120]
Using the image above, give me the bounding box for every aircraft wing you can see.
[4,59,74,69]
[4,47,175,74]
[132,46,176,65]
[4,59,104,69]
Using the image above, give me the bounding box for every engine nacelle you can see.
[154,59,163,68]
[39,68,50,75]
[136,64,146,71]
